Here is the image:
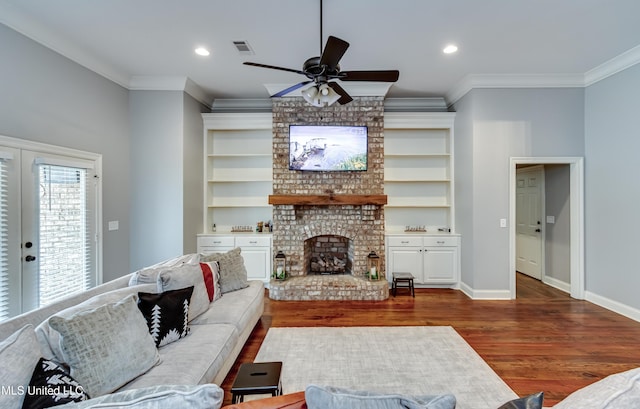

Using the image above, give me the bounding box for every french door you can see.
[0,138,101,320]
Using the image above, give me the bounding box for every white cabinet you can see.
[383,112,456,233]
[197,234,272,282]
[202,113,273,234]
[386,235,460,286]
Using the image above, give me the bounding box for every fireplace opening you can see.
[304,235,353,275]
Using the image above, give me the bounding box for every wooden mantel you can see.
[268,194,387,206]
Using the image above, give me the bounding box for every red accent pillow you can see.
[199,261,221,302]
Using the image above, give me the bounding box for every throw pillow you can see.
[48,295,160,398]
[137,286,193,347]
[35,283,157,363]
[497,392,543,409]
[305,385,457,409]
[157,263,210,322]
[22,357,90,409]
[128,253,201,286]
[48,384,223,409]
[552,367,640,409]
[199,261,222,302]
[201,247,249,293]
[0,325,43,409]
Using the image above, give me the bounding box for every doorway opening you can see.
[509,157,584,300]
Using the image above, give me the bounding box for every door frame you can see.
[515,165,545,280]
[509,157,584,299]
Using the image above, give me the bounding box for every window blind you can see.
[37,164,95,306]
[0,156,10,320]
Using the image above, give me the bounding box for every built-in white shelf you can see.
[383,112,456,233]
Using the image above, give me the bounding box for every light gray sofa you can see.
[0,251,264,409]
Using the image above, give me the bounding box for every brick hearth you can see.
[269,275,388,301]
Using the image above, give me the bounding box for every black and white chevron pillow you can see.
[22,357,89,409]
[137,286,193,347]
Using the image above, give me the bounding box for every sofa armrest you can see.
[222,391,306,409]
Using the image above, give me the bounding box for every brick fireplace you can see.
[268,97,389,300]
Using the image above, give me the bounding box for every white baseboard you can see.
[459,282,512,300]
[585,291,640,323]
[542,276,571,294]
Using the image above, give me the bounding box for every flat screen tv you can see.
[289,125,368,171]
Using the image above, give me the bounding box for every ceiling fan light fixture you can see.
[301,85,323,107]
[319,83,340,106]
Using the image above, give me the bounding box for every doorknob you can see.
[25,255,36,262]
[535,229,541,233]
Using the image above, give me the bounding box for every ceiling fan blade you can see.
[326,82,353,105]
[340,70,400,82]
[243,62,306,76]
[319,36,349,70]
[271,81,313,98]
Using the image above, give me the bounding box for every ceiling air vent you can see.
[233,40,254,55]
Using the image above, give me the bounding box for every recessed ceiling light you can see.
[443,45,458,54]
[195,47,210,56]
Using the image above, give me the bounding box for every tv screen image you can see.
[289,125,368,171]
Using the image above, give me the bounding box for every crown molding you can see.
[584,44,640,86]
[210,99,273,113]
[445,73,585,107]
[447,45,640,107]
[264,82,393,98]
[384,98,448,112]
[128,76,211,107]
[0,3,130,89]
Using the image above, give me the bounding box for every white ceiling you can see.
[2,0,640,105]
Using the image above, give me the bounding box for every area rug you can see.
[255,326,518,409]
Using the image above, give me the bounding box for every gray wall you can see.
[0,23,131,283]
[585,63,640,311]
[453,88,585,293]
[182,93,205,255]
[129,91,206,271]
[544,164,571,284]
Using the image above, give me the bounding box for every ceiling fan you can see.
[242,0,399,107]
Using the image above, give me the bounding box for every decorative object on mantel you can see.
[242,0,399,107]
[273,251,288,281]
[366,251,381,281]
[231,226,254,233]
[405,225,427,232]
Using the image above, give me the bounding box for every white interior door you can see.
[516,167,543,279]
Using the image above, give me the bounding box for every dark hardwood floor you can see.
[220,274,640,406]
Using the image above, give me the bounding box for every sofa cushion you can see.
[128,253,201,286]
[191,280,263,332]
[304,385,457,409]
[201,247,248,293]
[0,325,43,409]
[157,263,210,322]
[55,384,223,409]
[22,357,90,409]
[118,323,238,391]
[49,295,160,398]
[199,261,222,302]
[137,286,193,347]
[552,367,640,409]
[36,284,158,362]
